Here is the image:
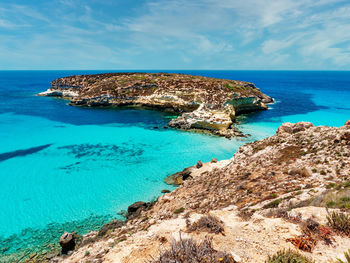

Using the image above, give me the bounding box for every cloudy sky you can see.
[0,0,350,70]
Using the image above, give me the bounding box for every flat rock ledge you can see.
[38,72,272,138]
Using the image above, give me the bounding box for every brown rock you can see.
[211,158,218,163]
[345,120,350,126]
[196,160,203,168]
[59,232,75,254]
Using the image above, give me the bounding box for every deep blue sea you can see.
[0,70,349,259]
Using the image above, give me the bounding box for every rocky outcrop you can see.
[38,73,272,138]
[52,120,350,263]
[59,232,75,254]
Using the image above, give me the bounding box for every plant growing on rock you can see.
[265,249,314,263]
[337,249,350,263]
[327,211,350,236]
[186,214,225,234]
[149,235,236,263]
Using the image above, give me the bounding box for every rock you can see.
[127,201,149,219]
[230,252,242,262]
[345,120,350,126]
[161,189,171,193]
[277,122,314,135]
[341,131,350,143]
[98,220,124,237]
[164,167,193,186]
[211,158,218,163]
[196,160,203,168]
[163,126,168,129]
[59,232,75,254]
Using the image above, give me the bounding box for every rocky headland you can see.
[28,120,350,263]
[38,73,272,137]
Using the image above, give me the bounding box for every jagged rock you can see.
[277,122,314,135]
[211,158,218,163]
[345,120,350,126]
[59,232,75,254]
[164,167,194,186]
[127,201,150,219]
[98,220,124,237]
[196,160,203,168]
[38,73,272,138]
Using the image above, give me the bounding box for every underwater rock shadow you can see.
[0,144,52,162]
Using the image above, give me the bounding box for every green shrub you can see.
[327,211,350,235]
[264,199,282,209]
[266,249,314,263]
[337,249,350,263]
[173,207,185,214]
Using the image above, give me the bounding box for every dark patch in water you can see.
[57,143,144,159]
[54,125,66,128]
[0,144,52,162]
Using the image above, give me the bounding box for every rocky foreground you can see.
[38,73,272,137]
[40,120,350,263]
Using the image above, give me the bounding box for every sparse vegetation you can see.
[149,235,236,263]
[327,211,350,236]
[173,207,185,214]
[264,199,282,209]
[337,249,350,263]
[265,249,314,263]
[186,214,225,234]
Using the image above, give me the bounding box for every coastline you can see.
[19,120,350,263]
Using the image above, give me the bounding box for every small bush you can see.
[149,235,236,263]
[337,249,350,263]
[264,199,282,209]
[266,249,314,263]
[327,211,350,235]
[186,214,224,234]
[174,207,185,214]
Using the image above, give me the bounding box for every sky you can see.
[0,0,350,70]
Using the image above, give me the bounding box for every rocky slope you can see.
[38,73,272,137]
[44,120,350,263]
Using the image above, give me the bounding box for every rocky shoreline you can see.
[38,73,272,138]
[19,120,350,263]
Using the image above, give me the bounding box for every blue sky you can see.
[0,0,350,70]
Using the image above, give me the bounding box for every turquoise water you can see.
[0,70,350,258]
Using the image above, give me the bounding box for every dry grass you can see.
[186,214,225,234]
[149,235,236,263]
[337,249,350,263]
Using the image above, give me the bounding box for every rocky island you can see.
[38,73,272,137]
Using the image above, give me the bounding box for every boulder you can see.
[277,122,314,135]
[211,158,218,163]
[98,220,124,237]
[59,232,75,254]
[345,120,350,126]
[196,160,203,168]
[127,201,148,219]
[164,167,193,186]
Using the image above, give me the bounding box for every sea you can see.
[0,70,349,260]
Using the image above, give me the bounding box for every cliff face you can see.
[38,73,272,137]
[47,121,350,263]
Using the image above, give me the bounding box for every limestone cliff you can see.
[38,73,272,137]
